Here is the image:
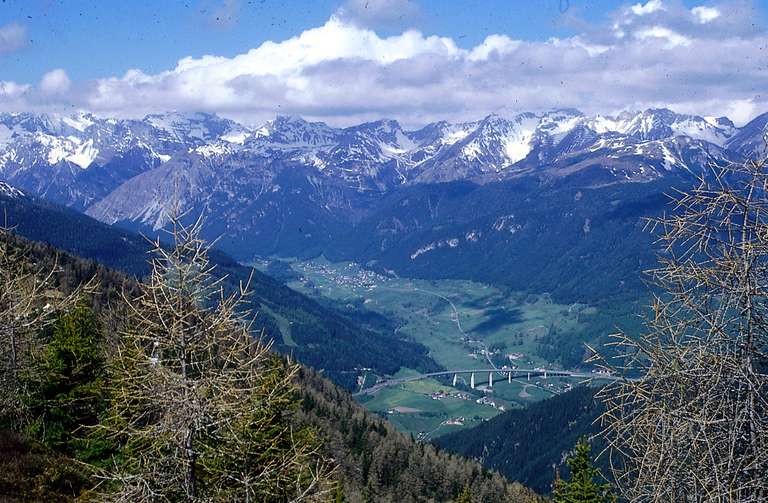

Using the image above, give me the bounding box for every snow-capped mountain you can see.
[725,112,768,156]
[0,111,254,208]
[585,108,736,145]
[144,111,249,146]
[2,106,767,261]
[405,112,543,183]
[0,107,753,198]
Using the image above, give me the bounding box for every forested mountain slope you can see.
[331,173,674,305]
[6,109,760,370]
[0,229,542,503]
[0,184,437,388]
[435,386,606,495]
[297,369,544,502]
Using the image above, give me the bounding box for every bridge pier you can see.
[452,373,458,387]
[527,372,530,381]
[488,372,493,388]
[470,372,475,389]
[508,372,512,384]
[544,370,548,379]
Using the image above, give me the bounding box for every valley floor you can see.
[254,257,602,438]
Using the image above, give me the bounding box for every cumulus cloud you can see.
[0,81,30,112]
[2,1,767,126]
[0,81,29,99]
[692,6,721,23]
[0,23,27,54]
[631,0,666,16]
[81,16,462,120]
[634,26,692,47]
[40,69,72,95]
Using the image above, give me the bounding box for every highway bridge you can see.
[353,367,628,397]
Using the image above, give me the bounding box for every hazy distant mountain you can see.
[0,111,246,209]
[725,112,768,157]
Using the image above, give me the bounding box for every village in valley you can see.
[253,257,595,438]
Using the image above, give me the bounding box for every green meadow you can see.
[255,257,597,437]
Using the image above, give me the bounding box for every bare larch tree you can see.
[95,215,332,502]
[595,156,768,501]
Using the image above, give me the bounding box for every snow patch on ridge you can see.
[0,181,23,199]
[193,143,231,157]
[0,125,13,145]
[442,124,475,145]
[222,131,249,144]
[61,113,95,132]
[66,139,99,169]
[502,123,536,164]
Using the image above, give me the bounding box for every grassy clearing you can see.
[360,377,503,438]
[258,304,296,346]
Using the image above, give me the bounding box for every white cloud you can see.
[634,26,692,47]
[40,69,71,95]
[83,17,462,117]
[0,80,30,111]
[692,6,721,23]
[631,0,665,16]
[0,23,26,54]
[1,1,767,126]
[174,17,459,75]
[468,35,521,61]
[0,81,29,99]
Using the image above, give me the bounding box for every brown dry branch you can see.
[94,214,333,502]
[593,156,768,502]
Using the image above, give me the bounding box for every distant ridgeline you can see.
[0,172,666,369]
[3,109,764,299]
[0,188,439,389]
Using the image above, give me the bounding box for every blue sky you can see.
[1,0,767,125]
[0,0,630,82]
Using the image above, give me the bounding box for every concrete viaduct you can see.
[354,367,625,397]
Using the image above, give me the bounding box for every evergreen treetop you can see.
[552,437,615,503]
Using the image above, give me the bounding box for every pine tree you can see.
[333,481,346,503]
[23,303,106,458]
[95,215,332,501]
[0,227,93,428]
[455,483,473,503]
[552,437,615,503]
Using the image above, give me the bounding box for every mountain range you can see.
[4,108,766,497]
[2,107,767,368]
[2,108,763,221]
